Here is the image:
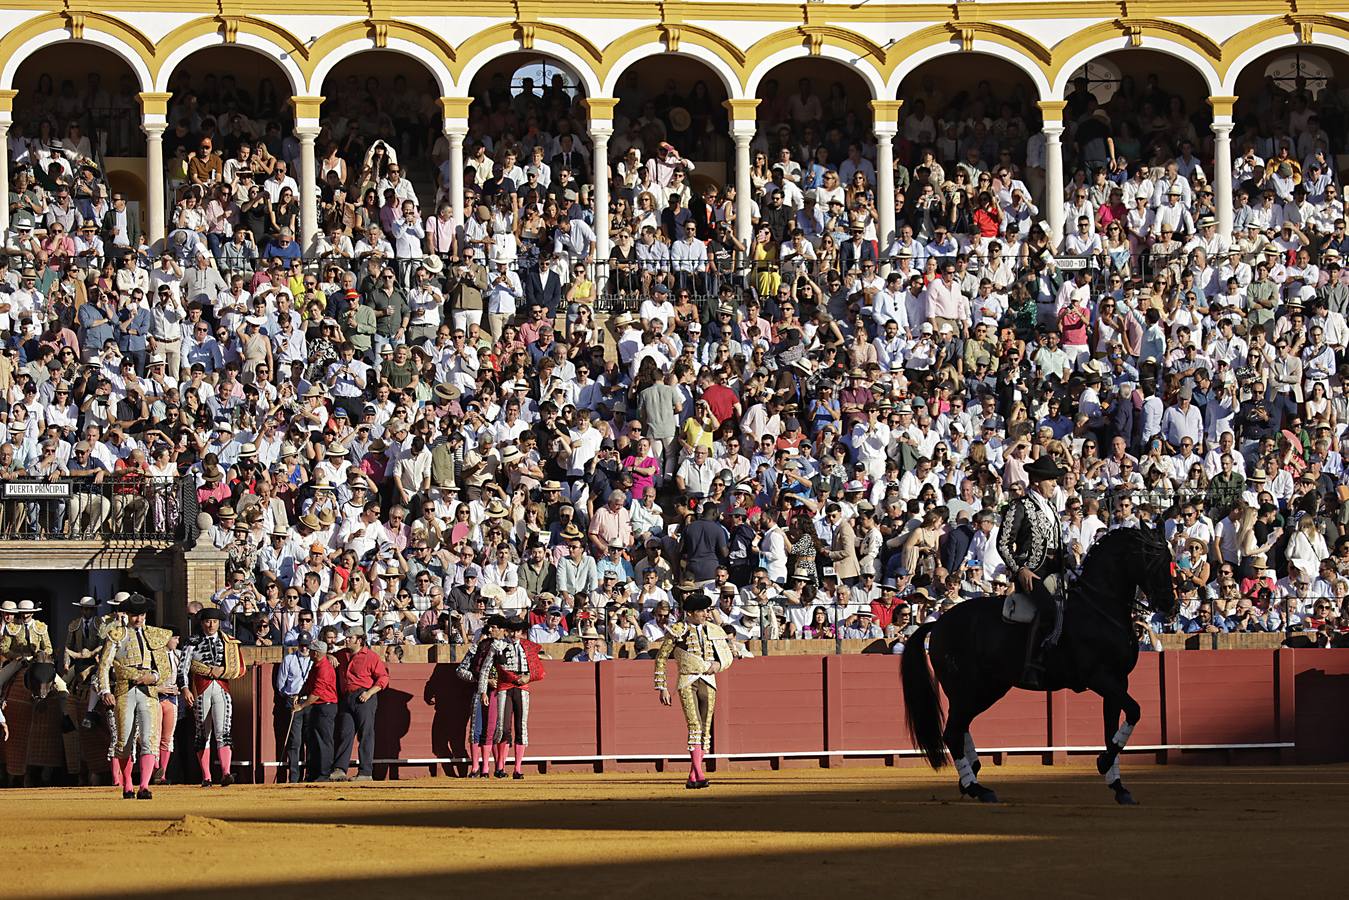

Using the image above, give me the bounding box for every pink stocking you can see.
[111,756,124,789]
[493,743,507,772]
[120,757,134,790]
[218,746,233,779]
[198,748,212,783]
[138,754,156,791]
[157,748,171,774]
[468,744,480,773]
[513,745,525,775]
[690,747,705,781]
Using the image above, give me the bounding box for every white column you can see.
[0,90,16,239]
[733,129,754,249]
[447,130,465,227]
[1212,121,1234,240]
[1038,100,1066,243]
[439,97,472,229]
[1208,95,1239,243]
[590,125,613,261]
[1043,124,1065,242]
[144,122,166,246]
[296,125,320,249]
[870,100,902,260]
[875,123,897,252]
[0,122,10,238]
[724,99,760,251]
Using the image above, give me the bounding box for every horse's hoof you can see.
[1096,752,1113,776]
[1109,779,1138,805]
[961,783,999,803]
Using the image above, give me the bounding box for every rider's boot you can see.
[1022,615,1047,690]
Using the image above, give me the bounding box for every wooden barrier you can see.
[228,648,1349,781]
[237,634,1289,668]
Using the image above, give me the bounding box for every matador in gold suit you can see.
[0,599,54,691]
[655,593,733,789]
[96,595,171,800]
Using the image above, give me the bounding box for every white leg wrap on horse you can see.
[963,733,977,766]
[955,758,976,788]
[1105,758,1121,785]
[1112,722,1134,748]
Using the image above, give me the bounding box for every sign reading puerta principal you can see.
[2,481,72,499]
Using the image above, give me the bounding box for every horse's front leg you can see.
[1092,676,1141,805]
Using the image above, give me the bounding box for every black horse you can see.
[902,526,1177,804]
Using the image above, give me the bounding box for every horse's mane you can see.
[1078,526,1170,585]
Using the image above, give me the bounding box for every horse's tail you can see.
[901,622,948,770]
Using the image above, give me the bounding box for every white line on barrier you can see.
[251,741,1294,767]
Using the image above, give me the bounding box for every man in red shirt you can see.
[297,639,338,782]
[870,593,900,631]
[329,627,388,782]
[699,368,741,425]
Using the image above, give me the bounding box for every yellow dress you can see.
[753,243,781,298]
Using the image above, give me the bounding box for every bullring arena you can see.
[4,0,1349,896]
[7,767,1349,898]
[6,648,1349,897]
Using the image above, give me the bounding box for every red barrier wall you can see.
[239,649,1349,781]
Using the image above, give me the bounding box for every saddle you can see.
[1002,594,1037,625]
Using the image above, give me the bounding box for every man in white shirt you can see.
[263,161,299,204]
[669,221,709,295]
[484,260,523,339]
[390,202,426,261]
[639,285,678,332]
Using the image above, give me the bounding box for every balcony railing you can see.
[0,476,198,543]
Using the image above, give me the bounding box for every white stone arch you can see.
[601,43,743,100]
[1052,37,1221,99]
[155,31,305,96]
[1220,33,1349,96]
[886,39,1050,101]
[309,38,454,98]
[744,45,884,101]
[1,27,152,92]
[457,40,600,100]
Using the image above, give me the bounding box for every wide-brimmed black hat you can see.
[1025,456,1067,481]
[123,594,152,616]
[682,595,713,612]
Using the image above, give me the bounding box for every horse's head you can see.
[1080,526,1177,619]
[1136,524,1178,619]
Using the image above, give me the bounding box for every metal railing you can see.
[0,476,195,542]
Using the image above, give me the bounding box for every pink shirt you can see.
[425,215,456,254]
[589,505,633,549]
[924,277,967,321]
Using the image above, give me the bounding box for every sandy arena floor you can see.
[2,765,1344,898]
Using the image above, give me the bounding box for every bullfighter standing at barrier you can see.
[458,613,507,778]
[180,608,246,787]
[479,617,545,780]
[655,594,734,789]
[95,594,171,799]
